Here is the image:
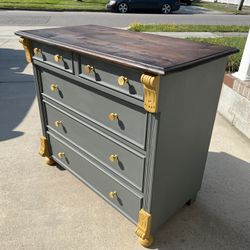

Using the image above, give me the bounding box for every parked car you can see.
[106,0,181,14]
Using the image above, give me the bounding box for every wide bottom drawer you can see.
[48,133,143,223]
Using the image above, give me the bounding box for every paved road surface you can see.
[0,8,250,27]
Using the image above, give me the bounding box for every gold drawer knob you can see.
[54,54,62,62]
[84,64,94,74]
[54,120,62,127]
[109,154,118,162]
[108,191,117,199]
[33,48,41,55]
[50,84,58,92]
[118,76,128,86]
[108,113,118,121]
[57,152,65,158]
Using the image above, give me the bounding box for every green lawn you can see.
[0,0,107,11]
[188,37,246,72]
[193,1,250,14]
[129,23,250,32]
[129,23,246,72]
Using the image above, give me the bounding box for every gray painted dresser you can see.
[16,25,237,247]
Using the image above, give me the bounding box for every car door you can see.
[129,0,159,10]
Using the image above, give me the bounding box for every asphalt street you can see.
[0,7,250,27]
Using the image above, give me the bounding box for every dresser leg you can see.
[135,209,154,247]
[186,194,197,206]
[39,136,55,165]
[45,157,55,166]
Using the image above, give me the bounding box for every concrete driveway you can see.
[0,29,250,250]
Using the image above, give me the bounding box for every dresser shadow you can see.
[0,48,35,142]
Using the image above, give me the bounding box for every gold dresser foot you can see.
[135,209,154,247]
[45,157,55,166]
[39,136,55,165]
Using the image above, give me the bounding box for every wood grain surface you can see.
[16,25,238,75]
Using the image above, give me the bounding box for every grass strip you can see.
[188,37,246,72]
[0,0,107,10]
[129,23,250,32]
[193,2,250,14]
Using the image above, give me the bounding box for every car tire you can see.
[117,2,129,13]
[161,3,172,14]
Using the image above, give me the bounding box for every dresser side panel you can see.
[150,57,227,233]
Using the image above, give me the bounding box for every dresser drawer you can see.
[79,55,144,100]
[41,69,147,148]
[49,133,143,223]
[32,42,73,73]
[45,101,145,190]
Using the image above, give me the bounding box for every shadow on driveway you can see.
[0,48,35,142]
[151,151,250,249]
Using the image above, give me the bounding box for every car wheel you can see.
[117,2,129,13]
[161,3,172,14]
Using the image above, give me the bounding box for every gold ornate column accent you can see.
[19,37,32,63]
[135,209,153,247]
[39,136,55,165]
[140,74,160,113]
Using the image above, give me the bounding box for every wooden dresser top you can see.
[16,25,238,75]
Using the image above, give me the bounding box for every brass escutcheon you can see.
[54,120,62,127]
[84,64,94,74]
[118,76,128,86]
[108,191,117,199]
[54,54,62,62]
[57,152,65,158]
[108,112,118,121]
[109,154,118,162]
[50,84,58,92]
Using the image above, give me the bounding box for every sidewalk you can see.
[0,29,250,250]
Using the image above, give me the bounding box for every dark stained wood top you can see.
[16,25,238,75]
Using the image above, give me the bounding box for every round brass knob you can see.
[57,152,65,158]
[118,76,128,86]
[108,191,117,199]
[33,48,41,55]
[50,84,58,92]
[108,113,118,121]
[109,154,118,162]
[54,120,62,127]
[84,65,94,74]
[54,54,62,62]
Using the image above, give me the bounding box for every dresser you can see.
[16,25,237,247]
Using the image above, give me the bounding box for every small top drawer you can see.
[32,42,73,73]
[79,55,144,100]
[40,69,147,149]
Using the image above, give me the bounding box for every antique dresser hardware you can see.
[109,154,118,162]
[50,83,58,92]
[39,136,49,157]
[54,54,62,62]
[19,37,32,63]
[108,112,118,121]
[84,64,94,74]
[135,209,153,247]
[140,74,160,113]
[109,191,117,199]
[57,152,65,158]
[16,25,237,248]
[118,76,128,86]
[38,136,55,165]
[54,120,63,127]
[33,48,41,55]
